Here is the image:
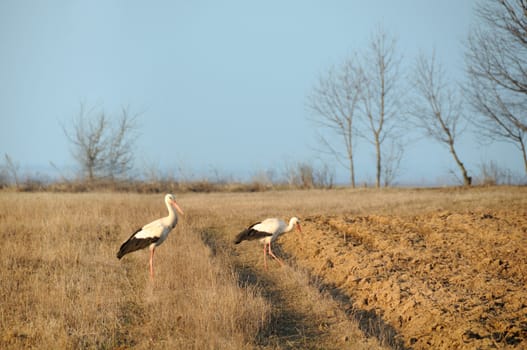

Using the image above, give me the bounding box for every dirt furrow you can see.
[280,211,527,349]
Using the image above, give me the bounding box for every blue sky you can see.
[0,1,524,185]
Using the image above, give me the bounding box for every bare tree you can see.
[297,162,315,189]
[307,57,365,187]
[282,160,334,189]
[360,28,404,188]
[466,0,527,174]
[63,104,138,181]
[382,140,404,187]
[3,153,20,187]
[409,52,472,186]
[105,107,138,179]
[313,161,335,189]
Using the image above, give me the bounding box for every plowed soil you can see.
[280,208,527,349]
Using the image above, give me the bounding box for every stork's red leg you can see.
[263,243,268,270]
[268,243,284,266]
[149,246,155,281]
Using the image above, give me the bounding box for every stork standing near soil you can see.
[117,194,184,280]
[234,217,302,269]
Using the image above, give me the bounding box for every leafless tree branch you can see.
[465,0,527,174]
[359,27,405,187]
[409,51,472,185]
[307,56,365,187]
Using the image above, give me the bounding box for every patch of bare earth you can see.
[281,209,527,349]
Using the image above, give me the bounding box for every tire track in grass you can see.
[201,227,386,350]
[236,263,326,349]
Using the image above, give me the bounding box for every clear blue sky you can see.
[0,0,523,185]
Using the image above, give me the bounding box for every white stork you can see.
[117,193,184,280]
[234,217,301,269]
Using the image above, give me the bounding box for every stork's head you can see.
[290,217,302,232]
[165,193,184,215]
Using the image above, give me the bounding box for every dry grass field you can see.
[0,193,271,349]
[1,187,526,349]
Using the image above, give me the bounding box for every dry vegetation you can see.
[1,187,526,349]
[0,193,270,349]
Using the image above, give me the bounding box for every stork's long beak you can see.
[296,223,302,232]
[172,200,184,215]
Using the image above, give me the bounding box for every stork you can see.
[117,193,184,280]
[234,217,301,269]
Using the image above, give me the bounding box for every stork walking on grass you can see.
[117,194,184,280]
[234,217,301,269]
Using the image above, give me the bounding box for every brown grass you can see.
[0,193,270,349]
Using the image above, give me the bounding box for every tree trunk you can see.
[449,142,471,186]
[349,153,356,188]
[520,137,527,176]
[375,138,381,188]
[348,120,356,188]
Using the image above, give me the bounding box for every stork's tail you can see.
[117,248,126,259]
[234,229,250,244]
[117,239,135,259]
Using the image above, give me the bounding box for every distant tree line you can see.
[1,0,525,190]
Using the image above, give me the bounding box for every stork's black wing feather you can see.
[117,228,160,259]
[234,225,272,244]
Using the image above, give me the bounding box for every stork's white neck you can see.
[165,198,178,225]
[285,218,297,233]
